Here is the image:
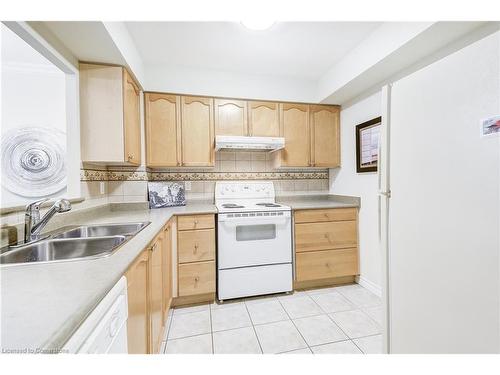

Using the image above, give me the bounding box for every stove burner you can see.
[222,203,245,208]
[255,203,281,207]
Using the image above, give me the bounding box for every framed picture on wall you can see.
[356,116,381,173]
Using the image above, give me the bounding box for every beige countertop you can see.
[0,201,216,353]
[277,194,360,210]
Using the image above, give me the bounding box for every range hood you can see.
[215,136,285,152]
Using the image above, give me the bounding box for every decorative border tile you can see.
[149,171,328,181]
[108,170,149,181]
[81,169,328,182]
[80,169,107,181]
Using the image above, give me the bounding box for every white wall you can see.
[329,91,382,292]
[145,64,317,103]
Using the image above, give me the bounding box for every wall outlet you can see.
[99,181,106,195]
[184,181,192,191]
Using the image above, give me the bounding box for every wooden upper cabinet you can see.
[125,251,149,354]
[79,63,141,165]
[214,99,248,136]
[140,89,341,169]
[181,96,215,167]
[149,234,164,355]
[310,105,340,167]
[278,103,310,167]
[145,93,180,167]
[248,101,280,137]
[123,69,141,165]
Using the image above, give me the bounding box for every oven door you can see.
[217,211,292,269]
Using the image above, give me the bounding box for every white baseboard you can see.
[355,275,382,297]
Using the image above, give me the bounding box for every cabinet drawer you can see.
[177,214,214,231]
[178,261,215,296]
[178,229,215,263]
[296,248,358,281]
[294,208,357,223]
[295,220,357,252]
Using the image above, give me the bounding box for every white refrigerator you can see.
[380,31,500,353]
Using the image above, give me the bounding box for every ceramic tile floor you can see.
[162,283,383,354]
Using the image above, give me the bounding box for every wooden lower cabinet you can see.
[175,214,216,302]
[162,220,173,323]
[294,208,359,287]
[148,234,164,355]
[296,248,358,281]
[125,220,174,354]
[178,229,215,263]
[178,261,216,296]
[177,214,214,231]
[295,207,357,223]
[126,208,359,352]
[295,220,357,252]
[125,251,149,354]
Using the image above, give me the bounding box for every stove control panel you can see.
[215,181,275,200]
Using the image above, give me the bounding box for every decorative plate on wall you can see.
[1,126,66,197]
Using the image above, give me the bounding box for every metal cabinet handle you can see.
[194,244,199,253]
[194,276,200,282]
[108,314,119,338]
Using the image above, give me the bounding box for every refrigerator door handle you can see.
[378,190,392,198]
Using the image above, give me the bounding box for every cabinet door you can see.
[248,101,279,137]
[125,251,149,354]
[123,69,141,165]
[79,64,125,163]
[280,103,310,167]
[214,99,248,136]
[310,105,340,167]
[145,93,180,167]
[162,221,173,324]
[149,235,164,354]
[181,96,215,167]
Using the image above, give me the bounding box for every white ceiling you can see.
[40,21,126,65]
[27,21,491,104]
[125,22,381,79]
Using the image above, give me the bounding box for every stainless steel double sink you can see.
[0,222,151,266]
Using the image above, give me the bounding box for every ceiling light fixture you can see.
[240,19,275,31]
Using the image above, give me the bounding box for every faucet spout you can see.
[24,199,72,243]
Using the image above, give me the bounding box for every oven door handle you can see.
[220,217,290,227]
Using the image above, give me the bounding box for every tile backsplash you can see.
[80,151,329,203]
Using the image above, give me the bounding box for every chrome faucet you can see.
[24,198,72,243]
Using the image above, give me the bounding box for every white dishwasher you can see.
[63,276,128,354]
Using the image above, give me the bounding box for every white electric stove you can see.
[215,181,293,301]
